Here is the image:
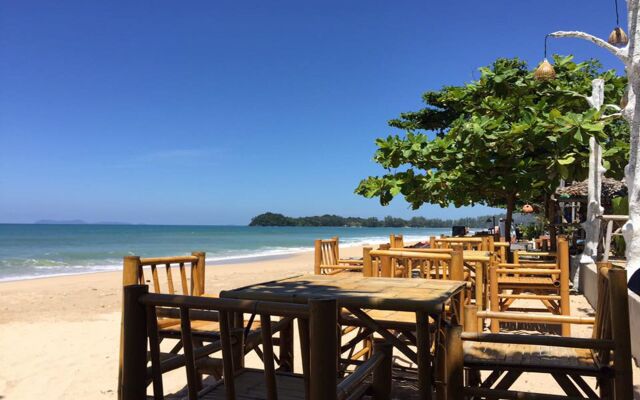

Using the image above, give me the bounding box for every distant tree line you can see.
[249,212,505,228]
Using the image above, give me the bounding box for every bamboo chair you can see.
[455,263,633,399]
[121,285,393,400]
[493,240,510,264]
[434,237,484,251]
[119,254,282,389]
[513,249,558,264]
[387,234,411,277]
[314,237,363,275]
[122,254,210,336]
[488,238,572,335]
[359,247,467,331]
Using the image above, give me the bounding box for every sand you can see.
[1,245,638,399]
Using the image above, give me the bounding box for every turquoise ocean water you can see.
[0,224,451,281]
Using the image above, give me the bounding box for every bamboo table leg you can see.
[416,311,433,400]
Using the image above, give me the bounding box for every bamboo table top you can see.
[220,274,466,313]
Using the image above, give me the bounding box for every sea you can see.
[0,224,452,282]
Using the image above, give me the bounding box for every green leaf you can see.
[557,155,576,165]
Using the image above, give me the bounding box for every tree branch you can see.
[548,31,629,62]
[602,112,623,120]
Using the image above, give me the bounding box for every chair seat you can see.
[200,369,305,400]
[158,319,264,339]
[463,341,599,372]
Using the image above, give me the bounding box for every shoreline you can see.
[0,245,365,324]
[0,234,413,283]
[0,251,306,284]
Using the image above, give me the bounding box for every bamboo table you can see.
[220,274,466,400]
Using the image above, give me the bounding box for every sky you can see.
[0,0,628,225]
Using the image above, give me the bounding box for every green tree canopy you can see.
[356,56,629,238]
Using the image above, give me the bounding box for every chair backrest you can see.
[122,253,206,296]
[493,240,510,263]
[489,238,571,334]
[120,285,390,400]
[314,237,339,274]
[389,234,404,248]
[596,263,633,397]
[364,246,464,281]
[435,237,484,250]
[591,263,632,390]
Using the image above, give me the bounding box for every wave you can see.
[0,233,444,282]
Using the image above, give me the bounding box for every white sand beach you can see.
[1,245,639,399]
[0,247,362,399]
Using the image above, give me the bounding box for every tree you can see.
[356,56,628,240]
[249,212,294,226]
[548,0,640,280]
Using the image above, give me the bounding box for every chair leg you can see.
[598,376,614,399]
[465,368,481,388]
[193,338,204,390]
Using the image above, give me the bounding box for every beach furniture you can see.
[369,246,493,317]
[314,237,363,275]
[458,262,633,399]
[487,238,572,335]
[121,284,393,400]
[118,253,286,395]
[389,234,404,248]
[434,237,484,251]
[513,249,558,264]
[493,240,510,263]
[221,274,467,399]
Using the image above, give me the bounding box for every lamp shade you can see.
[608,27,629,47]
[534,59,556,81]
[522,204,534,213]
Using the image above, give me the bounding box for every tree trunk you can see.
[579,79,606,263]
[505,194,515,243]
[622,76,640,279]
[547,193,558,252]
[622,4,640,280]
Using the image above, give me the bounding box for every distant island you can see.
[35,219,88,225]
[249,212,504,228]
[34,220,131,225]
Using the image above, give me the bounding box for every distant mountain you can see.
[35,219,87,224]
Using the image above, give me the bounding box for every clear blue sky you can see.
[0,1,626,225]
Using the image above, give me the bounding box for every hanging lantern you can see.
[608,27,629,46]
[535,35,555,81]
[535,59,556,81]
[609,0,628,47]
[522,204,534,214]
